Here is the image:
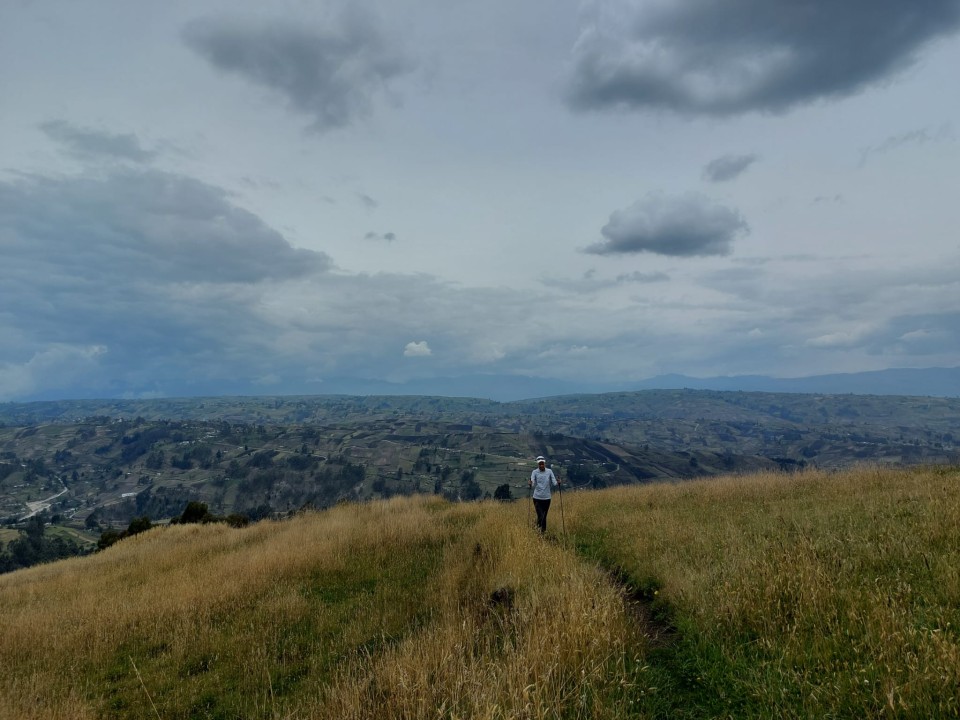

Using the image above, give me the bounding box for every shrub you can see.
[177,501,211,524]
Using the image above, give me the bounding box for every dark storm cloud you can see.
[0,168,331,355]
[567,0,960,116]
[0,170,330,285]
[703,154,759,182]
[182,9,412,131]
[0,168,335,399]
[0,164,556,400]
[40,120,156,163]
[585,193,748,257]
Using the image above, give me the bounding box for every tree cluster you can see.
[0,516,86,574]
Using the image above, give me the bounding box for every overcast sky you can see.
[1,0,959,401]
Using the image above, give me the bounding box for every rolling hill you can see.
[3,465,960,718]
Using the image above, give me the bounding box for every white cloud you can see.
[403,340,432,358]
[806,323,878,349]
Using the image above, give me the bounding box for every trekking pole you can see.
[527,481,532,527]
[557,475,567,545]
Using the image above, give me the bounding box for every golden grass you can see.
[4,465,960,718]
[0,497,449,718]
[0,495,642,719]
[316,502,642,719]
[566,465,960,717]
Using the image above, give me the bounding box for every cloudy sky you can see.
[1,0,959,401]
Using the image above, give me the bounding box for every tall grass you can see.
[316,502,643,719]
[567,465,960,718]
[0,497,448,718]
[4,466,960,718]
[0,495,641,719]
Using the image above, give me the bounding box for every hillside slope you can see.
[0,417,776,533]
[0,495,639,720]
[3,389,957,472]
[3,465,960,718]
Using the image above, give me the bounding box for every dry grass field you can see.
[567,465,960,717]
[2,464,959,718]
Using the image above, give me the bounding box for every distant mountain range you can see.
[317,366,960,402]
[7,366,959,406]
[630,366,960,398]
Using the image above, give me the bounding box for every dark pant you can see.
[533,498,551,533]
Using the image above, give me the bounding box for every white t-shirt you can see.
[530,467,558,500]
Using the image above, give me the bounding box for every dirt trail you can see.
[20,483,68,520]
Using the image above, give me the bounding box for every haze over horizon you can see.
[2,0,959,402]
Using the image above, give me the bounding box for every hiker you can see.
[529,456,559,534]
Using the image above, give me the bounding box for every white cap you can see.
[536,456,545,462]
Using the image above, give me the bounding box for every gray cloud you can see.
[812,194,843,205]
[0,345,109,402]
[551,268,671,293]
[182,9,412,131]
[886,316,960,356]
[0,160,953,399]
[567,0,960,116]
[364,231,396,242]
[586,193,748,257]
[0,168,336,399]
[703,153,759,182]
[615,270,670,284]
[40,120,156,163]
[700,255,960,366]
[0,170,330,286]
[858,124,956,166]
[0,165,570,400]
[802,312,960,358]
[358,193,379,209]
